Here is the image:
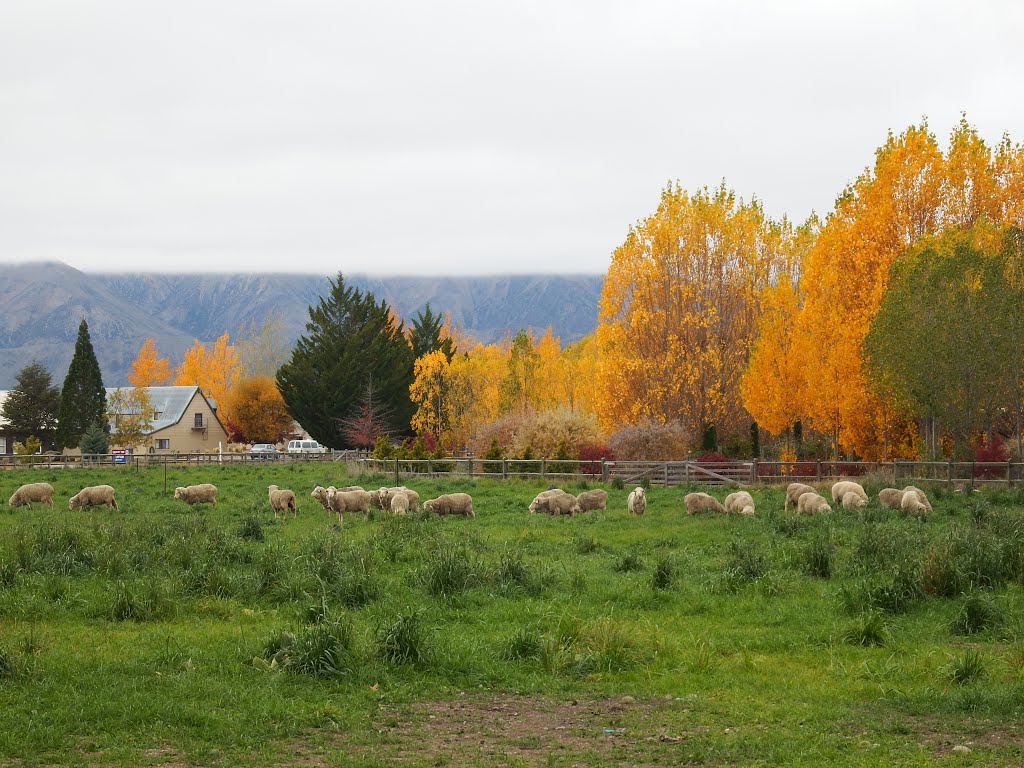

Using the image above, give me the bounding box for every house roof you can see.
[106,385,220,433]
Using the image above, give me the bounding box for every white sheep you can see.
[841,491,867,509]
[310,485,333,512]
[902,485,932,511]
[9,482,55,508]
[378,486,421,513]
[784,483,817,513]
[901,491,929,515]
[327,488,372,516]
[390,492,410,516]
[529,489,577,516]
[724,490,755,516]
[574,489,608,513]
[831,481,867,506]
[68,485,118,511]
[797,491,831,515]
[878,488,905,508]
[268,485,297,518]
[174,483,218,507]
[627,487,646,515]
[423,493,475,518]
[684,492,726,515]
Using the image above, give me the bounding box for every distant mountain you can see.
[0,262,603,388]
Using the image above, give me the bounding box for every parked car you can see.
[249,444,280,459]
[286,439,326,454]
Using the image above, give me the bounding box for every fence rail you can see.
[0,450,359,470]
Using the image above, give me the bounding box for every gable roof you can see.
[105,385,223,434]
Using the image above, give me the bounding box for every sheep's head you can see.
[528,498,541,514]
[423,499,436,513]
[68,496,79,511]
[268,484,279,494]
[174,487,185,500]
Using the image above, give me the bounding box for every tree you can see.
[339,376,396,449]
[128,338,172,387]
[225,376,294,444]
[1,361,61,446]
[106,386,154,450]
[237,311,291,378]
[409,304,455,362]
[499,330,541,414]
[78,422,109,460]
[173,332,241,422]
[56,319,106,449]
[276,273,415,448]
[410,350,453,443]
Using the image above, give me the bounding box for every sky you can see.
[1,1,1021,276]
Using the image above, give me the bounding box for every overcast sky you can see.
[1,1,1021,276]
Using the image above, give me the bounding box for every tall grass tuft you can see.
[838,564,923,616]
[614,549,644,573]
[376,610,430,666]
[500,625,544,661]
[841,612,888,647]
[651,555,676,590]
[572,535,600,555]
[947,649,987,685]
[799,534,834,579]
[288,619,355,678]
[237,514,265,542]
[0,646,17,678]
[421,541,479,597]
[950,593,1003,635]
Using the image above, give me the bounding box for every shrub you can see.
[610,477,624,490]
[696,451,728,463]
[578,443,614,476]
[608,419,691,460]
[376,610,430,665]
[974,437,1009,479]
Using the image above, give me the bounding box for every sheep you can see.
[797,491,832,515]
[841,491,867,509]
[377,487,421,513]
[627,487,646,515]
[68,485,118,511]
[529,489,577,516]
[684,492,726,515]
[785,483,817,513]
[878,488,905,508]
[423,493,475,518]
[311,485,332,512]
[901,491,929,516]
[9,482,55,508]
[902,485,932,511]
[327,488,372,516]
[390,492,410,516]
[268,485,297,519]
[831,481,867,506]
[574,489,608,513]
[174,483,218,507]
[724,490,756,516]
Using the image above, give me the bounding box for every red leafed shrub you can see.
[578,443,614,475]
[974,437,1009,478]
[834,462,868,477]
[696,451,728,463]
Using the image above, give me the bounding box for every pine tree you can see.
[409,304,455,361]
[276,273,415,448]
[78,422,109,461]
[1,361,61,447]
[56,319,106,449]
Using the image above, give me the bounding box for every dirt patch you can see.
[359,692,703,767]
[902,715,1024,757]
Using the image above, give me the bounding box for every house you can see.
[107,385,229,454]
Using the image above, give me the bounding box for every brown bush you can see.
[470,409,602,458]
[608,419,692,460]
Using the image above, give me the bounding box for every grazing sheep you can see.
[797,491,831,516]
[831,481,867,506]
[68,485,118,511]
[785,483,817,513]
[574,489,608,513]
[9,482,55,509]
[377,487,421,513]
[878,488,905,508]
[529,489,577,516]
[902,485,932,511]
[423,493,475,518]
[174,483,218,507]
[684,492,726,515]
[390,492,410,516]
[724,490,756,516]
[627,487,647,515]
[901,491,929,515]
[327,488,372,516]
[841,491,867,509]
[268,485,297,518]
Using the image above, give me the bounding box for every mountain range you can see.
[0,262,605,388]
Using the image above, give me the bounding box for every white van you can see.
[287,439,327,454]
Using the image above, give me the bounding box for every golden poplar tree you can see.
[127,338,172,387]
[173,332,241,421]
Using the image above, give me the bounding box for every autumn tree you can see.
[1,361,61,448]
[174,332,241,421]
[340,376,396,449]
[410,350,454,442]
[276,273,415,448]
[237,311,291,378]
[128,338,172,387]
[106,386,154,450]
[56,319,106,449]
[597,183,787,443]
[499,330,540,414]
[226,376,294,443]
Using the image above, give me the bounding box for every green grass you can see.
[1,465,1024,765]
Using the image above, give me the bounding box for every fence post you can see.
[541,458,546,481]
[663,463,669,486]
[502,458,507,480]
[816,460,821,481]
[1008,460,1013,488]
[394,458,399,485]
[751,459,758,485]
[468,456,474,478]
[601,459,608,483]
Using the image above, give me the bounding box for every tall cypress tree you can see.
[276,273,415,448]
[409,303,455,361]
[56,319,107,449]
[1,361,61,447]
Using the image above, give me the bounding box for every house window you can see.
[194,413,204,428]
[152,411,161,420]
[0,437,6,454]
[156,439,170,450]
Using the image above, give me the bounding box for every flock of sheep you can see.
[6,477,934,522]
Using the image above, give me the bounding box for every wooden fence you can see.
[0,450,357,470]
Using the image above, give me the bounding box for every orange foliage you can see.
[225,376,293,443]
[173,332,241,422]
[127,338,172,387]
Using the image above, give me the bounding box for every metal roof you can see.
[105,385,205,432]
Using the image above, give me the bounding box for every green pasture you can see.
[1,463,1024,766]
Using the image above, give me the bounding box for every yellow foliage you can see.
[127,339,172,387]
[173,332,241,423]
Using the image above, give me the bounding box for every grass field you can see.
[2,463,1024,766]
